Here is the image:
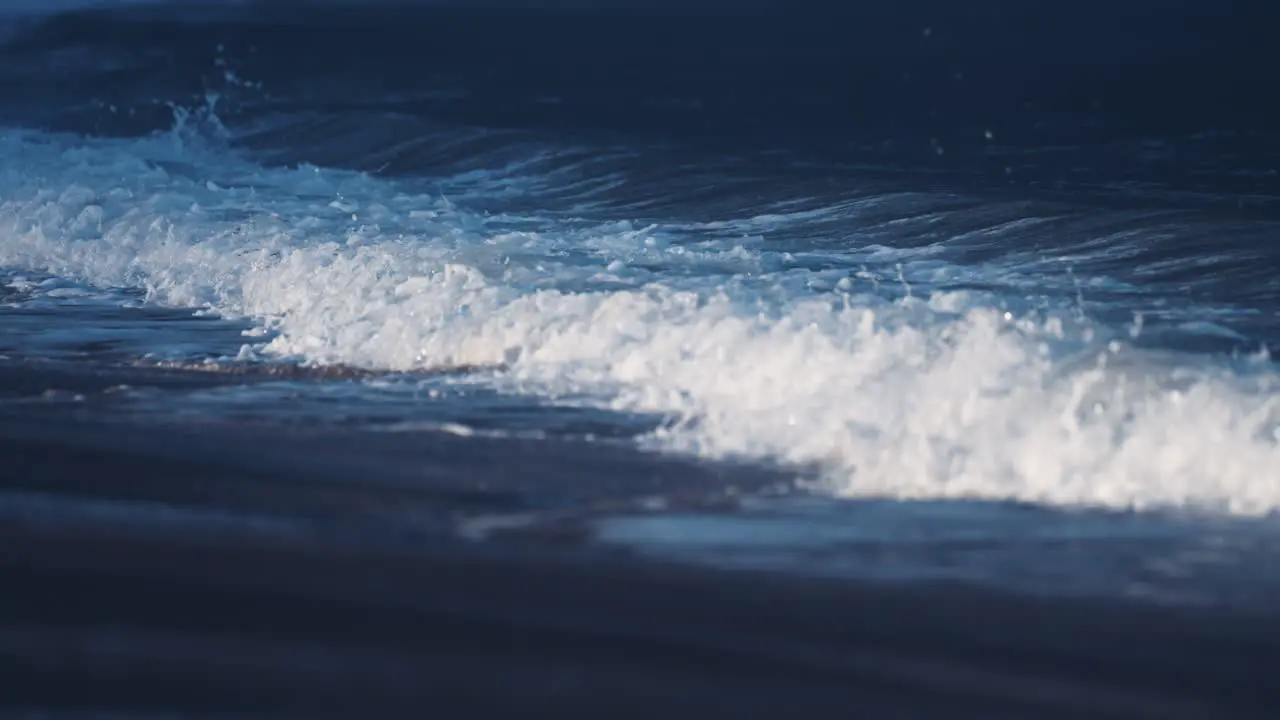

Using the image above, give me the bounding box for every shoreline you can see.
[1,394,1278,717]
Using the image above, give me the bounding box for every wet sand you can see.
[2,366,1279,718]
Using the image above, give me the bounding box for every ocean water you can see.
[3,0,1280,614]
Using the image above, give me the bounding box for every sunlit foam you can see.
[1,127,1277,515]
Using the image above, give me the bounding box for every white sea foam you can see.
[1,126,1278,515]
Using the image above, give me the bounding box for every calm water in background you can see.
[3,0,1280,613]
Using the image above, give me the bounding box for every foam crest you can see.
[2,128,1278,515]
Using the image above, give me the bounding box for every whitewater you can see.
[2,103,1277,516]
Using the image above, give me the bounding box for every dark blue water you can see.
[3,0,1280,610]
